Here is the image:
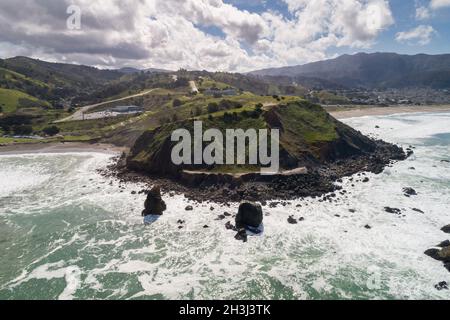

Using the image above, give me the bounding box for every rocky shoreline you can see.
[100,138,407,203]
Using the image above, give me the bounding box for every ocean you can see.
[0,112,449,300]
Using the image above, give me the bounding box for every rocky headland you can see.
[104,101,407,203]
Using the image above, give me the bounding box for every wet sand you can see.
[329,105,450,119]
[0,142,128,155]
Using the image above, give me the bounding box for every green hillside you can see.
[0,88,50,113]
[127,100,376,175]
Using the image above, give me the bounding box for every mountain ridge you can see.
[249,52,450,89]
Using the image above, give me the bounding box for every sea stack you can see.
[235,202,263,230]
[142,186,167,216]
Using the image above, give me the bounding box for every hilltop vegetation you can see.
[0,88,50,113]
[127,100,377,176]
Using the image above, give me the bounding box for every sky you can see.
[0,0,449,72]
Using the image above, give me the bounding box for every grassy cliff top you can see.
[127,100,368,175]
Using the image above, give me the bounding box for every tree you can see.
[43,125,60,136]
[194,106,203,116]
[207,102,219,113]
[12,125,33,136]
[172,99,183,108]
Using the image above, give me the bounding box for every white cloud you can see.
[430,0,450,9]
[415,6,431,20]
[0,0,395,72]
[395,25,436,45]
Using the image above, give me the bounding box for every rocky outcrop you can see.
[121,100,406,202]
[235,202,263,229]
[425,244,450,273]
[384,207,402,215]
[141,186,166,216]
[441,225,450,234]
[403,187,417,197]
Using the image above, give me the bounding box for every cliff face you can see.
[127,101,390,177]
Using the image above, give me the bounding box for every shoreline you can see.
[1,105,448,156]
[328,104,450,119]
[0,142,128,156]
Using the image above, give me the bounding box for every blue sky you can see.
[224,0,450,56]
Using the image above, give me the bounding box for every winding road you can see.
[55,89,157,123]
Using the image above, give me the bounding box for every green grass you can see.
[278,101,338,144]
[0,137,38,144]
[0,88,51,113]
[197,78,231,90]
[0,67,49,89]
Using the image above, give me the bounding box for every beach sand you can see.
[0,142,128,155]
[328,104,450,119]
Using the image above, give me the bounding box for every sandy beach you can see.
[0,142,128,155]
[328,104,450,119]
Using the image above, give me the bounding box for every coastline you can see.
[328,104,450,119]
[1,105,449,156]
[0,142,128,156]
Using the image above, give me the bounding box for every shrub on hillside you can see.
[43,125,60,136]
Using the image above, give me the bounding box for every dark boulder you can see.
[439,246,450,262]
[185,205,194,211]
[412,208,424,214]
[441,225,450,234]
[141,186,166,216]
[287,216,298,224]
[403,187,417,197]
[225,221,237,231]
[384,207,402,215]
[425,246,450,262]
[435,281,448,290]
[437,240,450,248]
[235,202,263,229]
[444,262,450,272]
[424,248,441,260]
[235,228,248,242]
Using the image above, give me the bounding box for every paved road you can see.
[55,89,157,123]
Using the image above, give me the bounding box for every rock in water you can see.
[235,228,248,243]
[437,240,450,248]
[403,187,417,197]
[425,246,450,262]
[287,216,298,224]
[235,202,263,229]
[141,186,167,216]
[441,225,450,234]
[438,246,450,262]
[384,207,402,215]
[435,281,448,291]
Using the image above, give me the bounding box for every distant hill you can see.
[2,56,122,87]
[249,53,450,89]
[117,67,173,74]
